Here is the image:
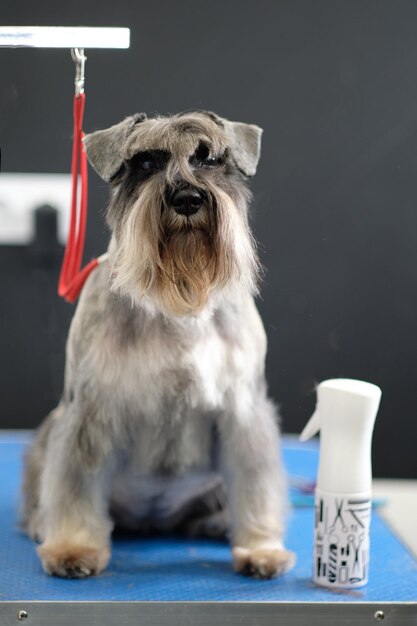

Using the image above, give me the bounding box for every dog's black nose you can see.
[171,188,204,216]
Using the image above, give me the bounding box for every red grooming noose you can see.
[58,49,103,303]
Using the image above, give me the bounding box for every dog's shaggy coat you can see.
[22,111,295,579]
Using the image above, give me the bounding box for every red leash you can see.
[58,50,102,303]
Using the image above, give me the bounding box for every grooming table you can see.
[0,433,416,625]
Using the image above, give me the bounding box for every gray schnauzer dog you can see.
[22,110,295,579]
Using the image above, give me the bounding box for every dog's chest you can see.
[111,317,229,418]
[86,301,247,473]
[106,318,228,474]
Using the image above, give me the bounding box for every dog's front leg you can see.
[36,413,113,578]
[221,391,296,579]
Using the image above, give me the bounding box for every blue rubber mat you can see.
[0,432,416,602]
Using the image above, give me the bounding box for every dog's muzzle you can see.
[169,187,204,217]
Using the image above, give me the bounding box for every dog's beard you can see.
[109,177,259,316]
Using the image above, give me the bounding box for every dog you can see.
[22,110,295,579]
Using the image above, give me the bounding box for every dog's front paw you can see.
[232,546,296,579]
[37,542,110,578]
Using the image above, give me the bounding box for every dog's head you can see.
[84,111,263,316]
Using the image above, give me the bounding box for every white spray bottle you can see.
[300,378,382,589]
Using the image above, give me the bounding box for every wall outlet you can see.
[0,173,72,245]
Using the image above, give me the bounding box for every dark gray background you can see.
[1,1,416,477]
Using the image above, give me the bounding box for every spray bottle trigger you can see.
[299,410,320,442]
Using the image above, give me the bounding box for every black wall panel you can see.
[1,1,417,477]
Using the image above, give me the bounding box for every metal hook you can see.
[71,47,87,97]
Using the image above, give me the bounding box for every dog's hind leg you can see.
[21,406,62,541]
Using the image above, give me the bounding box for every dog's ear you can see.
[203,112,263,177]
[222,119,263,177]
[83,113,147,182]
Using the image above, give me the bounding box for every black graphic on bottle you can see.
[339,559,348,583]
[330,498,348,532]
[328,543,337,583]
[314,494,371,587]
[317,556,322,577]
[315,498,325,529]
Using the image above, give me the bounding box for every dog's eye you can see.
[191,143,225,168]
[127,150,169,176]
[198,154,225,168]
[203,155,224,167]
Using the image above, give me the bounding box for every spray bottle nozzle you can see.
[299,410,320,442]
